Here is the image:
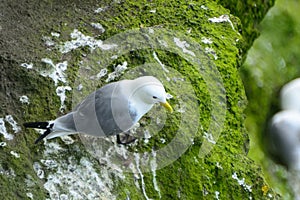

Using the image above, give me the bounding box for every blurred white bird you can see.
[268,110,300,170]
[280,78,300,112]
[268,78,300,169]
[267,78,300,199]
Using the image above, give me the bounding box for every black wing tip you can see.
[23,122,54,144]
[23,122,54,130]
[34,129,52,144]
[34,138,42,144]
[23,122,50,129]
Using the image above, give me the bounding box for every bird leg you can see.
[116,134,137,145]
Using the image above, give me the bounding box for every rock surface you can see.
[0,0,278,199]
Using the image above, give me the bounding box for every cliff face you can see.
[0,0,277,199]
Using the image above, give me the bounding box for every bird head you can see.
[131,76,173,113]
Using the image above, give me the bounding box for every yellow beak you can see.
[160,101,173,113]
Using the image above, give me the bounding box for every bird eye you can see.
[152,96,158,99]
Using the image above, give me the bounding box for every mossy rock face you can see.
[216,0,276,58]
[0,0,278,199]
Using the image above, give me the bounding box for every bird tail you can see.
[23,122,54,144]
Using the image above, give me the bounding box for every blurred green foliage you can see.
[241,0,300,198]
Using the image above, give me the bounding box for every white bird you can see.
[268,78,300,170]
[24,76,173,144]
[280,78,300,112]
[268,110,300,170]
[268,78,300,200]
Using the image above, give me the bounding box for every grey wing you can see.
[73,82,135,137]
[95,83,137,136]
[94,84,124,136]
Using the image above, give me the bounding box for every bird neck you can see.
[129,96,154,123]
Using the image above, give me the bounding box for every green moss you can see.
[216,0,276,59]
[0,0,278,199]
[84,0,278,199]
